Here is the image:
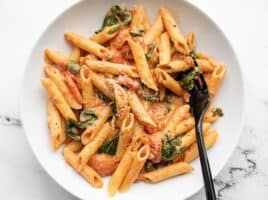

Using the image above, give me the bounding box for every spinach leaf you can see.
[145,43,156,61]
[65,119,83,141]
[144,160,172,172]
[79,109,98,123]
[130,29,145,37]
[98,135,119,155]
[139,84,160,103]
[67,60,81,74]
[212,107,224,117]
[179,67,200,91]
[161,135,185,161]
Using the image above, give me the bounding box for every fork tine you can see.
[199,74,209,92]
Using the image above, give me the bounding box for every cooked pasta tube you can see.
[65,32,110,58]
[131,5,150,32]
[116,113,135,159]
[45,48,68,69]
[41,78,77,121]
[44,66,81,110]
[47,98,65,151]
[184,130,218,162]
[78,123,111,171]
[140,162,193,183]
[127,90,156,128]
[81,106,112,145]
[90,25,118,44]
[131,122,147,151]
[207,65,226,100]
[197,59,214,73]
[86,60,138,78]
[186,32,195,52]
[159,32,171,65]
[155,68,183,96]
[127,38,157,90]
[64,72,83,105]
[111,82,130,127]
[144,15,163,44]
[63,147,103,188]
[159,60,192,73]
[108,148,136,196]
[180,123,211,148]
[69,47,80,62]
[119,145,150,192]
[160,8,190,54]
[80,66,95,108]
[90,71,114,99]
[66,141,83,153]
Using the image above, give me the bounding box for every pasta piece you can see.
[86,60,138,78]
[180,123,211,148]
[66,141,83,153]
[131,122,147,151]
[111,82,131,127]
[159,32,171,65]
[184,130,218,162]
[155,68,183,96]
[116,113,135,159]
[64,72,83,105]
[69,47,80,62]
[44,66,82,109]
[63,147,103,188]
[174,117,195,137]
[127,38,157,90]
[144,15,163,44]
[45,48,68,69]
[207,65,226,100]
[186,32,196,52]
[90,25,118,44]
[140,162,193,183]
[78,123,111,171]
[197,59,214,73]
[127,90,156,128]
[81,106,112,145]
[108,148,136,196]
[80,66,95,108]
[90,71,114,99]
[65,32,110,58]
[47,98,65,151]
[160,7,190,54]
[131,5,151,32]
[41,78,77,121]
[120,145,150,192]
[159,60,192,73]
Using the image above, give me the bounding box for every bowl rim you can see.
[20,0,245,199]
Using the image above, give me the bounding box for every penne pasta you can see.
[140,162,193,183]
[65,32,110,59]
[119,144,150,192]
[159,32,171,65]
[78,123,111,171]
[155,68,183,96]
[160,7,190,54]
[197,59,214,73]
[45,48,68,69]
[159,60,192,73]
[69,47,81,62]
[90,25,118,44]
[186,32,196,52]
[116,113,135,159]
[41,78,77,121]
[127,38,158,90]
[64,72,83,105]
[131,5,151,32]
[44,66,82,110]
[127,90,156,128]
[63,147,103,188]
[184,130,218,162]
[47,98,66,151]
[80,66,95,108]
[86,60,138,78]
[108,148,136,196]
[144,15,163,44]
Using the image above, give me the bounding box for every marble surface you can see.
[1,0,268,199]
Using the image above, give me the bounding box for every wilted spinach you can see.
[161,135,185,161]
[98,135,119,155]
[179,67,200,91]
[67,60,81,74]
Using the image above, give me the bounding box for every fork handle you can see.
[195,118,216,200]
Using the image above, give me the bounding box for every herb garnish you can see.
[212,107,224,117]
[97,91,117,115]
[161,135,185,161]
[67,60,81,74]
[139,84,160,103]
[179,67,200,91]
[98,134,119,155]
[65,120,83,141]
[79,109,98,124]
[144,160,172,172]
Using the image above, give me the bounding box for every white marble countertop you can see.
[1,0,268,199]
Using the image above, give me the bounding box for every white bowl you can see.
[20,0,245,199]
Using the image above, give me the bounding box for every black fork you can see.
[189,74,216,200]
